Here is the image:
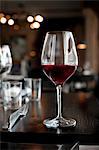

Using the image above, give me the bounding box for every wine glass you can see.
[0,45,12,110]
[0,45,12,75]
[41,31,78,128]
[0,45,12,77]
[0,45,12,101]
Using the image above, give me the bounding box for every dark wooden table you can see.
[0,90,99,145]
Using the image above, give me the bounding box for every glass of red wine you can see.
[41,31,78,128]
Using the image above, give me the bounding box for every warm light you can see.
[77,43,87,49]
[0,17,7,24]
[35,15,43,22]
[8,18,14,25]
[27,16,34,23]
[30,23,34,29]
[30,22,40,29]
[0,13,4,19]
[30,51,36,57]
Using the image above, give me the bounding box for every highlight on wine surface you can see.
[41,31,78,128]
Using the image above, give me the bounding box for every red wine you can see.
[43,65,77,85]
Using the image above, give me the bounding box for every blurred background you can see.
[0,0,99,97]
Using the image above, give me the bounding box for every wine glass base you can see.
[43,117,76,128]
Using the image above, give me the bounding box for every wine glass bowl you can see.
[41,31,78,128]
[0,45,12,76]
[0,45,12,107]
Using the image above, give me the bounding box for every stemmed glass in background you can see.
[0,45,12,76]
[0,45,13,129]
[0,45,29,130]
[41,31,78,128]
[0,45,12,104]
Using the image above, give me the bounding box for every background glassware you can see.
[24,78,32,98]
[10,81,22,109]
[0,45,12,76]
[0,45,12,104]
[0,45,29,130]
[24,78,42,101]
[2,81,22,129]
[24,78,41,101]
[41,31,78,128]
[32,78,41,101]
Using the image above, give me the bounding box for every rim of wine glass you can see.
[47,31,72,34]
[0,44,10,48]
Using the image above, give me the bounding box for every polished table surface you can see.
[1,142,99,150]
[0,90,99,145]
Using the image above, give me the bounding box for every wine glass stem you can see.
[56,85,62,118]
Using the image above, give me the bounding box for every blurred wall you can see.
[0,1,99,74]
